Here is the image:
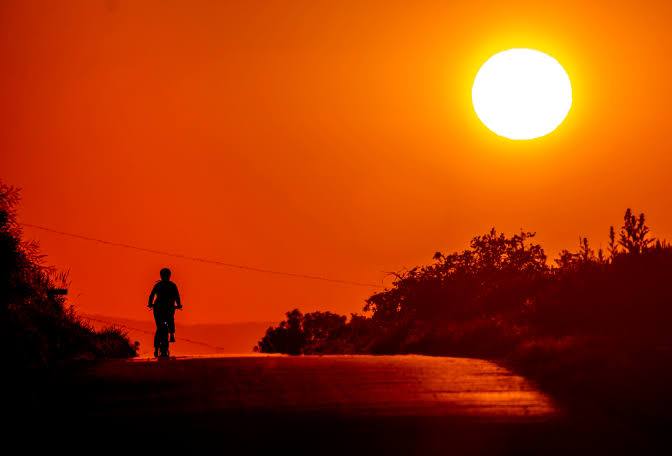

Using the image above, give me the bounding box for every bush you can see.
[0,181,137,367]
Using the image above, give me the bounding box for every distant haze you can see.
[85,315,272,356]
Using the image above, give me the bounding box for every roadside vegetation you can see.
[1,181,136,367]
[257,208,672,431]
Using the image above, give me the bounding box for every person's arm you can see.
[148,284,157,308]
[175,284,182,309]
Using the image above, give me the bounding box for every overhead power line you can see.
[21,222,382,288]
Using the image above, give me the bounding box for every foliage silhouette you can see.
[0,181,136,367]
[259,209,667,355]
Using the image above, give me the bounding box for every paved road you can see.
[13,355,593,454]
[85,354,555,417]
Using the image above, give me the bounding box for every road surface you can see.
[12,355,603,454]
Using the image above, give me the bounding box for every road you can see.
[11,355,604,454]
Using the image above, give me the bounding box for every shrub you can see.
[0,181,137,367]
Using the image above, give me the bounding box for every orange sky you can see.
[2,0,672,324]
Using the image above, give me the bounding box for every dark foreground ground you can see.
[6,355,661,454]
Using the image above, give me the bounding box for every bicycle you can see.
[150,304,181,358]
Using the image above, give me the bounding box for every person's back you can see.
[151,279,180,313]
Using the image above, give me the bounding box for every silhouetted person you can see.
[148,268,182,357]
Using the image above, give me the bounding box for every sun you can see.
[472,48,572,140]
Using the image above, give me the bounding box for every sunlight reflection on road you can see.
[107,355,556,418]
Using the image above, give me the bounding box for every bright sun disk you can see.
[472,48,572,140]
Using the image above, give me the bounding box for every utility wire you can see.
[21,222,382,288]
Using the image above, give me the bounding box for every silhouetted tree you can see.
[262,209,672,359]
[256,309,305,355]
[303,311,346,350]
[608,225,618,260]
[555,237,601,271]
[619,208,654,254]
[257,310,360,354]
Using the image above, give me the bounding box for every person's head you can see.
[159,268,171,281]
